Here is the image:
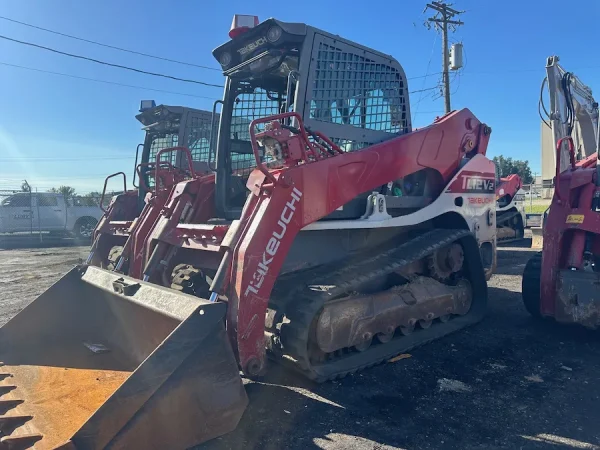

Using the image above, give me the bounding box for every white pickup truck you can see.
[0,192,103,240]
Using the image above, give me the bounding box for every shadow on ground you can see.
[200,286,600,450]
[198,246,600,450]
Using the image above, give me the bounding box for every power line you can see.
[412,34,438,121]
[410,86,438,94]
[0,34,223,88]
[408,71,442,80]
[0,15,450,84]
[425,1,465,113]
[2,58,443,104]
[464,65,600,76]
[0,15,221,72]
[0,61,220,100]
[0,156,133,162]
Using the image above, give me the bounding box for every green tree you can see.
[49,185,77,198]
[492,156,533,184]
[511,160,533,184]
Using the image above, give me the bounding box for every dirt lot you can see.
[1,242,600,449]
[0,245,89,326]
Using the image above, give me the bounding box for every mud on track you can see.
[2,242,600,449]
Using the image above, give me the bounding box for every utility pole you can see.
[424,1,464,114]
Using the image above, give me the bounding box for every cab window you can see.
[1,194,31,207]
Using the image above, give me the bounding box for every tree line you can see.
[20,181,108,207]
[18,156,535,200]
[492,156,534,184]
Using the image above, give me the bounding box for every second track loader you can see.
[88,103,216,272]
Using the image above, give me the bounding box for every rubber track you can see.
[521,251,542,317]
[275,228,485,382]
[497,232,526,245]
[496,209,521,227]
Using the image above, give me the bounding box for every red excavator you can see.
[495,173,526,242]
[522,56,600,325]
[0,16,496,450]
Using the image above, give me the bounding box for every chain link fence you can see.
[0,185,120,246]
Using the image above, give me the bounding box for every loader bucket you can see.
[0,266,247,450]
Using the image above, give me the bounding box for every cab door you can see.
[36,194,65,230]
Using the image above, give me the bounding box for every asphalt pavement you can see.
[1,242,599,450]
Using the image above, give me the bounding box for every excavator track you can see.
[271,229,487,382]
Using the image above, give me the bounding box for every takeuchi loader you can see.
[0,16,496,449]
[87,103,217,274]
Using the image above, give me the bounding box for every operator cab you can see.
[212,16,439,220]
[135,102,217,207]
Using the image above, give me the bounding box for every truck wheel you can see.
[74,217,98,241]
[522,252,542,318]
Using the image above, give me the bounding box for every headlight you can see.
[266,25,282,43]
[219,52,232,68]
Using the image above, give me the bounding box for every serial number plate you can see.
[566,214,584,224]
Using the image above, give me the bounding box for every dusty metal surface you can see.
[315,277,472,353]
[0,346,130,449]
[531,227,544,249]
[0,265,247,450]
[556,269,600,328]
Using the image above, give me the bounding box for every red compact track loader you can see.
[522,56,600,325]
[87,103,216,272]
[0,16,496,450]
[495,174,526,242]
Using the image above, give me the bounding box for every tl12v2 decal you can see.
[445,170,495,207]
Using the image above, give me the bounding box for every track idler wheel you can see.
[428,243,464,280]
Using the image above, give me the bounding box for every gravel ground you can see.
[1,241,600,450]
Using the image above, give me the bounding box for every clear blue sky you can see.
[0,0,598,193]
